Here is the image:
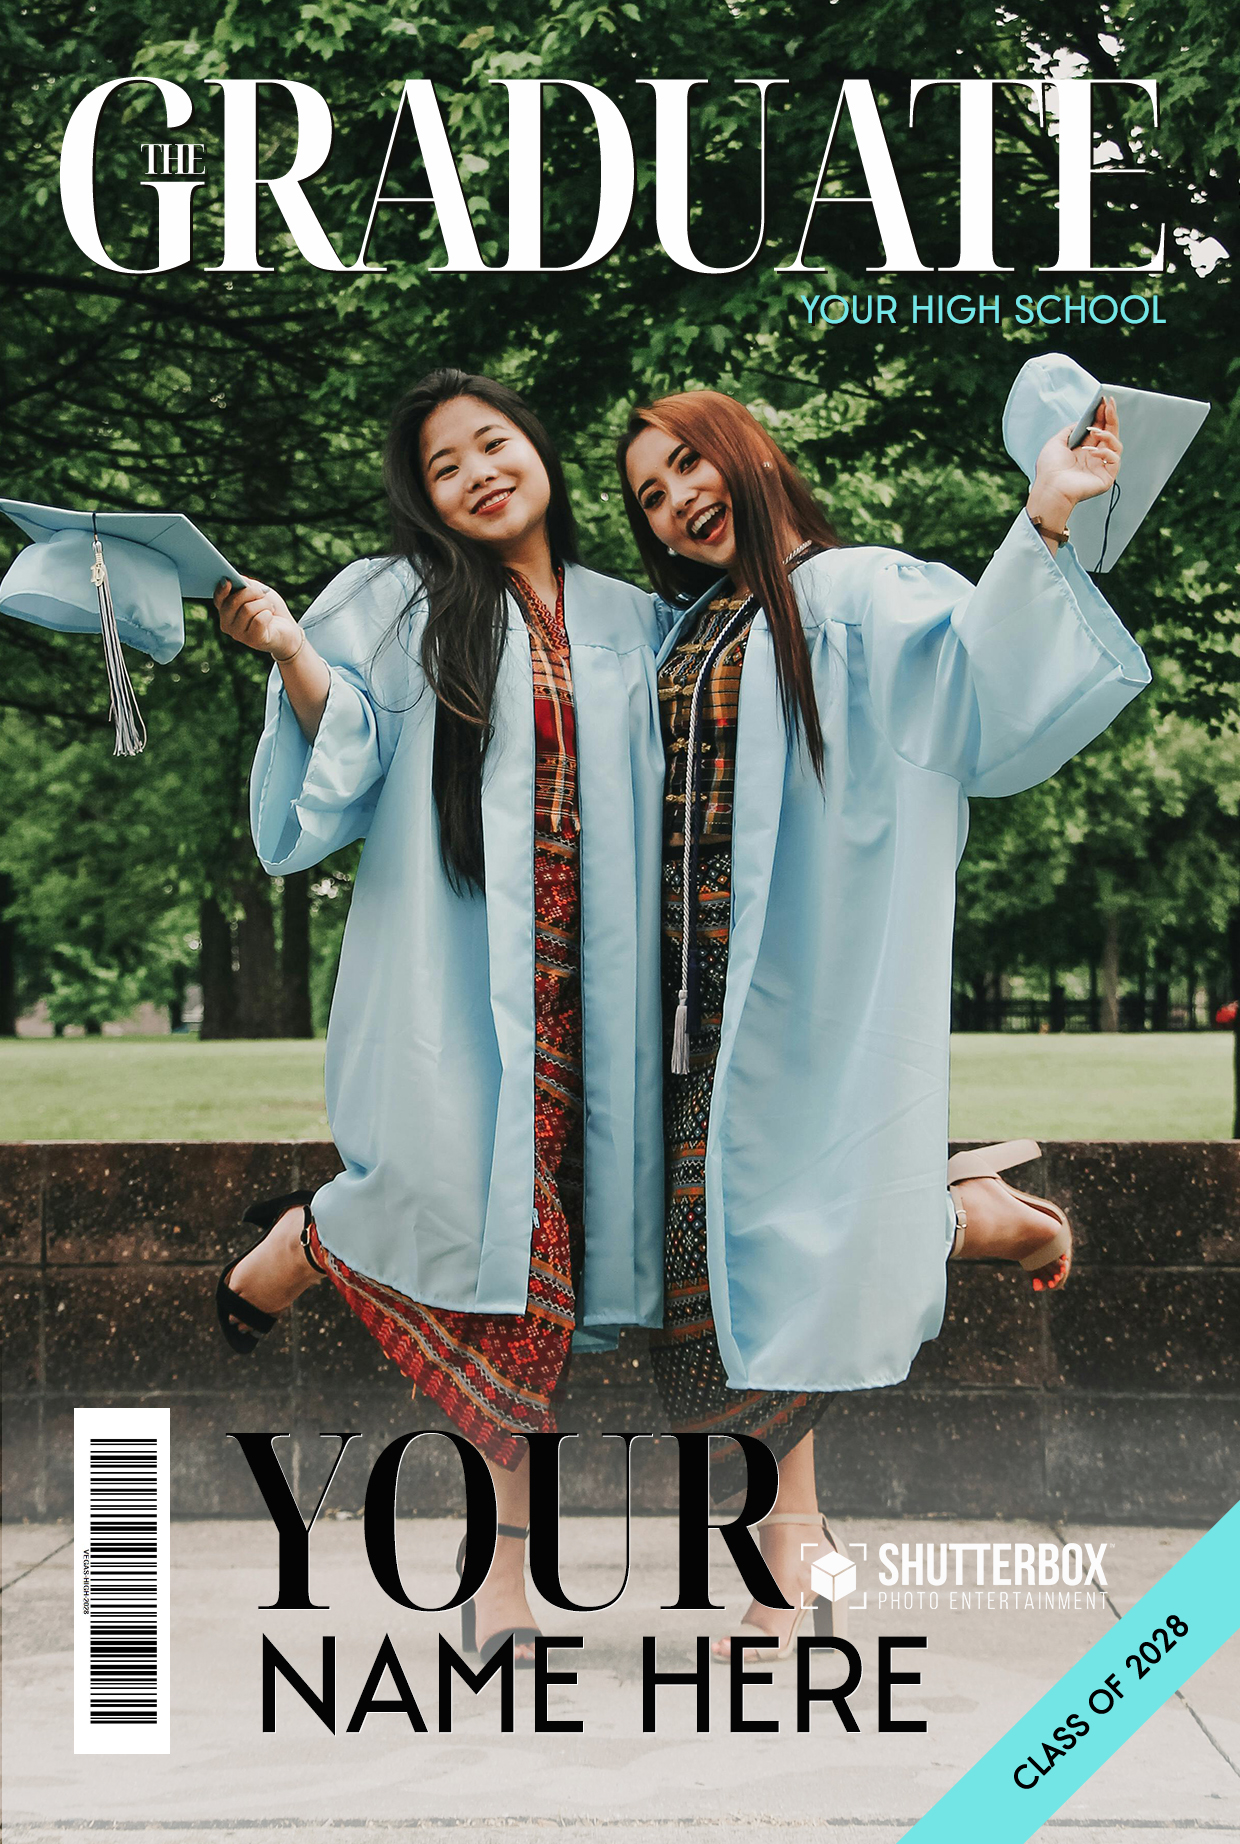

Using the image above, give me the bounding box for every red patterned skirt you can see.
[307,571,583,1471]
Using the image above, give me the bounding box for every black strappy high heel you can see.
[215,1190,324,1355]
[456,1522,541,1668]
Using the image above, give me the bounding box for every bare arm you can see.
[1025,395,1122,557]
[214,577,332,741]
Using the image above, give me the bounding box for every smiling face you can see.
[625,422,738,574]
[419,394,552,558]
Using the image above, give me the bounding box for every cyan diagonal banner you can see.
[903,1499,1240,1842]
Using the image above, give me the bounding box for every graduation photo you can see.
[1,0,1237,1837]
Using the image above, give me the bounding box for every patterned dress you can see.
[306,568,583,1471]
[652,588,832,1498]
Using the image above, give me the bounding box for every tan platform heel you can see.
[947,1139,1072,1292]
[712,1512,849,1665]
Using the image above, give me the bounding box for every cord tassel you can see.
[671,990,691,1075]
[1093,477,1122,572]
[91,530,146,757]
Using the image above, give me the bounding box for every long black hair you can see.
[382,368,579,893]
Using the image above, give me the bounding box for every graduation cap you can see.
[0,501,245,756]
[1002,353,1210,572]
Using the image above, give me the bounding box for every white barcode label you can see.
[73,1407,170,1753]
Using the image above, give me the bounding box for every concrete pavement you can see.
[3,1516,1238,1841]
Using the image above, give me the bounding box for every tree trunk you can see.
[281,872,314,1038]
[968,978,985,1032]
[1087,958,1100,1033]
[1186,964,1197,1031]
[1152,957,1170,1033]
[0,872,17,1037]
[1100,911,1120,1033]
[1049,978,1066,1034]
[167,962,186,1033]
[234,876,281,1038]
[198,897,236,1040]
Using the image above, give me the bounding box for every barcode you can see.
[74,1407,170,1754]
[87,1437,157,1722]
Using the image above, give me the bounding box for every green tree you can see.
[1,0,1235,1114]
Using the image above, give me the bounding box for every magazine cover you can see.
[2,2,1237,1839]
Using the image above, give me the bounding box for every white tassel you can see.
[91,533,146,757]
[671,991,691,1075]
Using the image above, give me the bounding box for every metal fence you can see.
[949,994,1224,1032]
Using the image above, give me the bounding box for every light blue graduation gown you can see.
[658,511,1150,1392]
[250,556,668,1333]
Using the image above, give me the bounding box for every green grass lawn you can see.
[0,1032,1232,1141]
[948,1033,1234,1141]
[0,1038,330,1142]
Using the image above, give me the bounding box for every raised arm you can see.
[850,504,1150,799]
[838,389,1148,796]
[1022,393,1122,559]
[215,575,331,740]
[217,558,411,875]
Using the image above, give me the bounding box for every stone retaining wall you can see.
[2,1141,1236,1523]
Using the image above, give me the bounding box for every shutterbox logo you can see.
[869,1539,1110,1616]
[811,1547,858,1605]
[879,1541,1108,1589]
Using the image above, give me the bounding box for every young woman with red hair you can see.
[618,380,1143,1661]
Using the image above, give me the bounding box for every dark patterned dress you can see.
[307,569,583,1471]
[652,589,831,1498]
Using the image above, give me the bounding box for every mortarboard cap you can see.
[0,502,245,756]
[1002,353,1210,572]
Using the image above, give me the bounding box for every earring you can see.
[667,544,676,555]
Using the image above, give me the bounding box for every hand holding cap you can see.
[0,500,246,754]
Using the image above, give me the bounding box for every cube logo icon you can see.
[809,1545,856,1604]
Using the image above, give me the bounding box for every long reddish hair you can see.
[616,390,838,776]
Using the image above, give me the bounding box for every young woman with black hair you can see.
[213,371,669,1666]
[618,381,1145,1662]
